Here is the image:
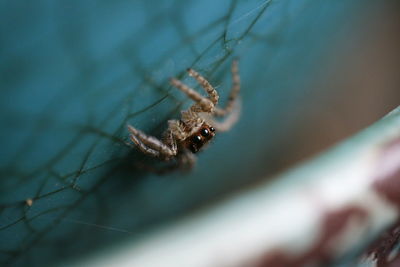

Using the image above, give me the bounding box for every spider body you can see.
[127,60,241,169]
[183,123,216,153]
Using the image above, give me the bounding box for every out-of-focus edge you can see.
[72,106,400,267]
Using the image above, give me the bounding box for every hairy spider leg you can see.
[214,60,240,117]
[162,128,178,151]
[187,68,219,105]
[129,133,160,157]
[127,125,177,158]
[202,98,241,132]
[170,78,214,113]
[167,119,190,140]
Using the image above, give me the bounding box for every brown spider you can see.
[127,60,241,169]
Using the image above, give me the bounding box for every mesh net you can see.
[0,0,385,266]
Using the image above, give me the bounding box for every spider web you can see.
[0,0,378,266]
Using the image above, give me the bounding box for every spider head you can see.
[187,124,216,153]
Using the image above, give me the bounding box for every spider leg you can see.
[127,125,177,158]
[170,78,214,113]
[162,128,177,153]
[203,99,241,132]
[186,68,219,105]
[213,60,240,117]
[167,119,187,140]
[129,133,160,157]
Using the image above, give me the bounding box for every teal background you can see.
[1,1,399,266]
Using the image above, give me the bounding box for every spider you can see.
[127,60,241,170]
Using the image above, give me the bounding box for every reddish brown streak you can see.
[251,207,368,267]
[368,138,400,267]
[373,138,400,210]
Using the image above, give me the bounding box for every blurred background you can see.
[0,0,399,266]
